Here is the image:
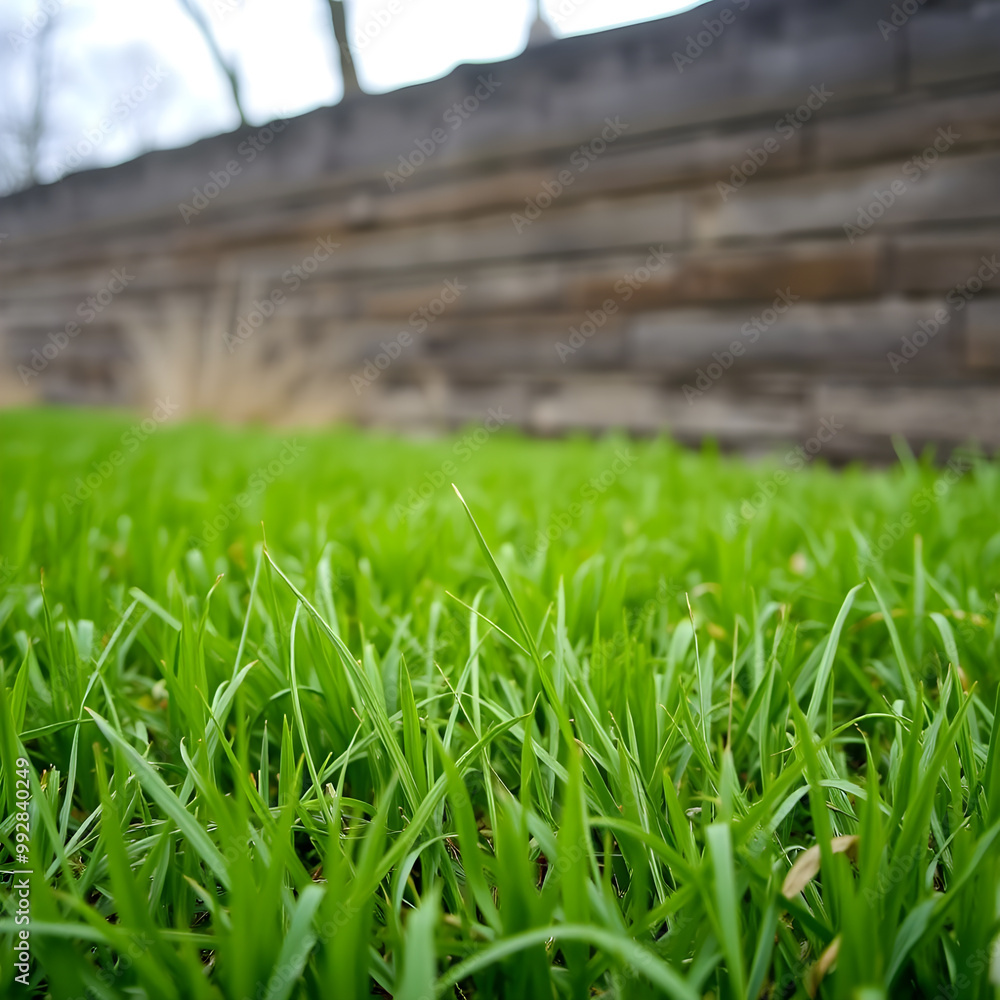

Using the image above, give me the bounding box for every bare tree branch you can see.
[24,20,55,184]
[528,0,553,45]
[176,0,248,126]
[326,0,361,98]
[0,11,58,191]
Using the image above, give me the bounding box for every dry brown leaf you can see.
[781,835,859,899]
[807,935,841,998]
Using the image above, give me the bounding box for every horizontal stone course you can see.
[628,300,958,370]
[908,4,1000,86]
[965,298,1000,368]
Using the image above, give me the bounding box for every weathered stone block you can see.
[695,152,1000,243]
[909,4,1000,87]
[814,92,1000,170]
[966,297,1000,368]
[629,300,956,371]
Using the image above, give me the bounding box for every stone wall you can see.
[1,0,999,457]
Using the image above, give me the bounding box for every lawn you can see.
[1,409,998,999]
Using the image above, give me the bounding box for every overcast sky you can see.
[3,0,708,184]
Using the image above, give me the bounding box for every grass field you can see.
[1,409,999,999]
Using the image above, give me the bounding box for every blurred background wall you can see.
[1,0,999,458]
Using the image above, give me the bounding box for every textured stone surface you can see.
[909,3,1000,86]
[0,0,998,455]
[966,298,1000,369]
[629,301,957,370]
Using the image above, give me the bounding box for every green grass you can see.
[1,408,999,999]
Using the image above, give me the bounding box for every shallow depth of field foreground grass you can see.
[1,410,1000,1000]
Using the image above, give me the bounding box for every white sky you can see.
[3,0,709,182]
